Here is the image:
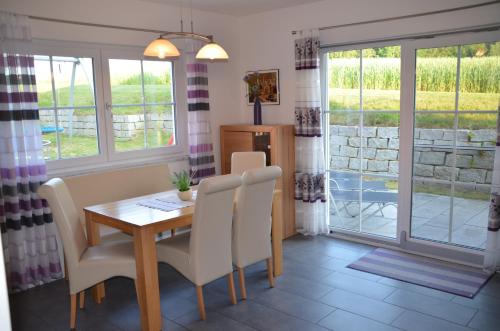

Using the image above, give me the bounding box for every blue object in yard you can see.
[41,126,64,134]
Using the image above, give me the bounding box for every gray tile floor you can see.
[9,235,500,331]
[331,193,489,248]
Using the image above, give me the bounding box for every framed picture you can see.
[245,69,280,105]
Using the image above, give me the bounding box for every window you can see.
[323,31,500,255]
[411,41,500,249]
[32,42,180,172]
[325,45,401,239]
[35,55,99,160]
[108,59,175,152]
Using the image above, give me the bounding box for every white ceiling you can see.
[139,0,324,16]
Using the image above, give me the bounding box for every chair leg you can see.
[196,285,206,321]
[79,291,85,309]
[237,267,247,300]
[227,272,237,305]
[95,282,105,303]
[70,293,77,330]
[64,257,69,281]
[266,258,275,288]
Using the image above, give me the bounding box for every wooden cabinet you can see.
[220,125,296,238]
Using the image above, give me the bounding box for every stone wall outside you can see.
[330,125,495,192]
[39,110,173,139]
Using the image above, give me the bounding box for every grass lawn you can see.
[329,88,499,129]
[42,130,173,160]
[38,85,173,115]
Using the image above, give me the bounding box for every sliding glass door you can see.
[325,45,401,238]
[411,41,500,249]
[323,31,500,252]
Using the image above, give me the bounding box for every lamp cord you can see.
[190,0,193,33]
[179,0,184,32]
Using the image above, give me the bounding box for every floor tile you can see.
[452,293,500,314]
[217,300,329,331]
[377,277,455,301]
[274,274,334,300]
[384,289,477,325]
[468,310,500,331]
[253,288,334,322]
[175,310,257,331]
[319,309,401,331]
[320,272,396,300]
[320,289,405,324]
[283,259,334,282]
[392,310,474,331]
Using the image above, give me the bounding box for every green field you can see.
[330,57,500,93]
[38,85,173,115]
[329,88,499,129]
[42,130,173,160]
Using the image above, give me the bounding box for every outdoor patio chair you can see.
[328,171,397,219]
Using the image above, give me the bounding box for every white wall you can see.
[1,0,243,175]
[237,0,500,125]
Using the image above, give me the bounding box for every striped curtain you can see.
[0,11,62,291]
[186,41,216,184]
[484,106,500,273]
[294,30,328,235]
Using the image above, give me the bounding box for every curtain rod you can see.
[291,0,500,35]
[320,23,500,49]
[28,15,170,35]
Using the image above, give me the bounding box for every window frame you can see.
[320,30,500,257]
[101,48,185,162]
[32,40,187,176]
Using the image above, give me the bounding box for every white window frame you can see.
[321,30,500,259]
[32,40,188,177]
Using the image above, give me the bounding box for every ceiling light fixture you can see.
[143,0,229,61]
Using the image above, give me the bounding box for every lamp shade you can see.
[144,37,180,59]
[195,42,229,61]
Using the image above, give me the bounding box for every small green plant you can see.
[467,131,475,142]
[171,170,192,192]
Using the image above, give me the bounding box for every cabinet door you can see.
[222,131,254,174]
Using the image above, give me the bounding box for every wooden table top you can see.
[84,190,195,228]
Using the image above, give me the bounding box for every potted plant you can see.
[172,170,194,201]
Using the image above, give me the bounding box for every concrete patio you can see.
[329,192,490,249]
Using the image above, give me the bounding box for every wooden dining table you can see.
[84,188,283,331]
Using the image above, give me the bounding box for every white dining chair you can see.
[38,178,138,330]
[155,174,242,320]
[232,166,282,299]
[231,151,266,175]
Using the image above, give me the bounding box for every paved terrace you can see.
[330,193,489,249]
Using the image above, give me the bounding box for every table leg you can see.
[133,226,162,331]
[271,190,283,276]
[85,210,105,302]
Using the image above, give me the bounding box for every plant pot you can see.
[177,188,193,201]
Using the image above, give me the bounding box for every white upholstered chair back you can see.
[230,152,266,175]
[189,174,242,285]
[38,178,87,278]
[232,166,282,267]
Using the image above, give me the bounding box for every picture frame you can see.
[245,69,280,105]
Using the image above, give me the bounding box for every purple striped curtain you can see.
[186,41,216,184]
[1,12,62,291]
[294,30,328,235]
